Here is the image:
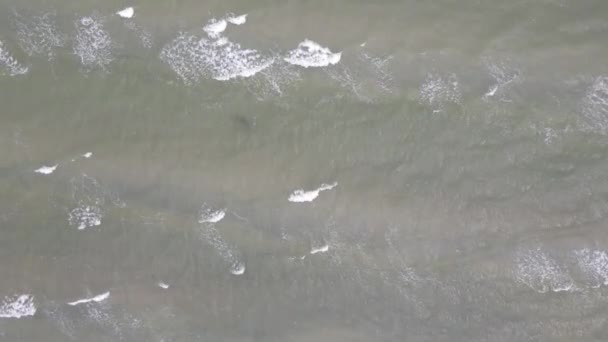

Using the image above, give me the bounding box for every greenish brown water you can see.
[1,1,608,341]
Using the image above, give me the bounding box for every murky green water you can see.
[1,1,608,341]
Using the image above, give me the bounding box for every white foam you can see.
[484,84,498,98]
[230,262,246,275]
[326,49,395,102]
[35,164,58,175]
[284,40,341,68]
[42,302,77,339]
[66,174,124,231]
[198,206,226,224]
[574,249,608,288]
[69,205,102,230]
[0,40,29,76]
[200,224,244,275]
[83,152,93,158]
[241,58,302,99]
[0,295,36,318]
[582,76,608,134]
[203,19,227,38]
[116,7,134,19]
[137,28,153,49]
[67,291,110,306]
[226,14,247,25]
[73,16,113,69]
[541,127,558,145]
[200,225,233,260]
[310,244,329,254]
[160,31,274,83]
[288,182,338,203]
[123,20,154,49]
[14,11,66,60]
[515,248,576,293]
[157,282,170,289]
[419,73,462,111]
[482,60,520,101]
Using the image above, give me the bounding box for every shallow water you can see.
[1,1,608,341]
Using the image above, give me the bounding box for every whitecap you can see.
[310,244,329,254]
[116,7,134,19]
[289,189,320,202]
[0,294,36,318]
[484,84,498,98]
[288,182,338,203]
[284,40,341,68]
[203,19,227,38]
[0,40,29,76]
[35,164,58,174]
[230,261,246,275]
[198,205,226,224]
[157,282,170,289]
[226,14,247,25]
[83,152,93,158]
[67,291,110,306]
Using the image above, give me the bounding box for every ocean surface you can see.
[1,1,608,341]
